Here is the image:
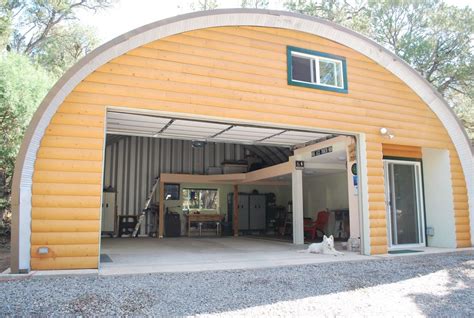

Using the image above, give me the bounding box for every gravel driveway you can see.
[1,251,473,316]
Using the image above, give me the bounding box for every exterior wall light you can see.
[37,247,49,255]
[380,127,395,139]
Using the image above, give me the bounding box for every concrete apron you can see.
[98,236,370,276]
[2,237,471,278]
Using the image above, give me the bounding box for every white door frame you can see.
[383,159,426,249]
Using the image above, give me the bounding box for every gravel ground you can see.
[1,250,473,317]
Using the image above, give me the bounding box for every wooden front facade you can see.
[11,11,471,271]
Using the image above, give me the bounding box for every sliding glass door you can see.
[384,160,425,248]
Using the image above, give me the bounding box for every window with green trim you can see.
[287,46,348,93]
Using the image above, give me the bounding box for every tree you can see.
[0,1,115,224]
[367,0,474,99]
[241,0,269,9]
[190,0,218,11]
[0,0,14,48]
[6,0,113,75]
[34,22,98,75]
[451,91,474,140]
[0,53,54,199]
[284,0,474,140]
[284,0,370,33]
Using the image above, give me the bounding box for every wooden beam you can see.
[242,161,293,184]
[244,180,290,186]
[233,185,239,237]
[160,173,245,184]
[160,168,292,185]
[158,180,164,238]
[304,162,346,170]
[293,136,350,156]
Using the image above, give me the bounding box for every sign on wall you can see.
[312,146,333,157]
[295,160,305,170]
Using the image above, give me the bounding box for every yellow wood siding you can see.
[382,144,423,159]
[29,26,471,269]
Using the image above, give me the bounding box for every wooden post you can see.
[233,185,239,237]
[158,181,165,238]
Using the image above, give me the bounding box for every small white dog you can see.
[298,235,344,256]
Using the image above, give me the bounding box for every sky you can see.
[77,0,474,44]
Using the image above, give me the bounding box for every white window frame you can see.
[291,51,345,89]
[383,159,426,249]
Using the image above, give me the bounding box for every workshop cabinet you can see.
[101,192,116,235]
[228,193,266,232]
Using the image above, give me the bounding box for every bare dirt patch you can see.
[0,237,10,272]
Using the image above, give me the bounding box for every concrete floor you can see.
[99,237,370,275]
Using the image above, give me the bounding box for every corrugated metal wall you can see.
[103,136,246,218]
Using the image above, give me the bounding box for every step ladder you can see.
[132,177,160,237]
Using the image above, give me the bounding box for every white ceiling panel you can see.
[108,112,171,125]
[107,123,164,131]
[106,111,332,147]
[212,135,259,142]
[164,120,231,135]
[171,119,230,130]
[215,126,284,141]
[107,112,171,135]
[265,131,327,145]
[106,129,154,137]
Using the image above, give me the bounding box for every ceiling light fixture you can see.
[191,140,207,148]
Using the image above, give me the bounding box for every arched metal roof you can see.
[11,9,474,272]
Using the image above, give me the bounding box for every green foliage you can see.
[451,92,474,140]
[284,0,474,140]
[241,0,269,8]
[34,22,98,75]
[0,53,54,195]
[190,0,218,11]
[366,0,474,98]
[0,0,13,48]
[284,0,370,33]
[0,1,114,212]
[9,0,113,75]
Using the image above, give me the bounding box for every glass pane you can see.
[200,190,219,210]
[182,189,219,211]
[335,63,343,88]
[391,164,420,245]
[319,59,337,87]
[291,55,312,82]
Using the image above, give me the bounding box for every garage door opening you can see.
[99,109,362,268]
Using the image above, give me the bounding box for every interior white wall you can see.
[303,172,349,235]
[422,148,456,248]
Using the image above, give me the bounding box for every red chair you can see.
[304,210,329,240]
